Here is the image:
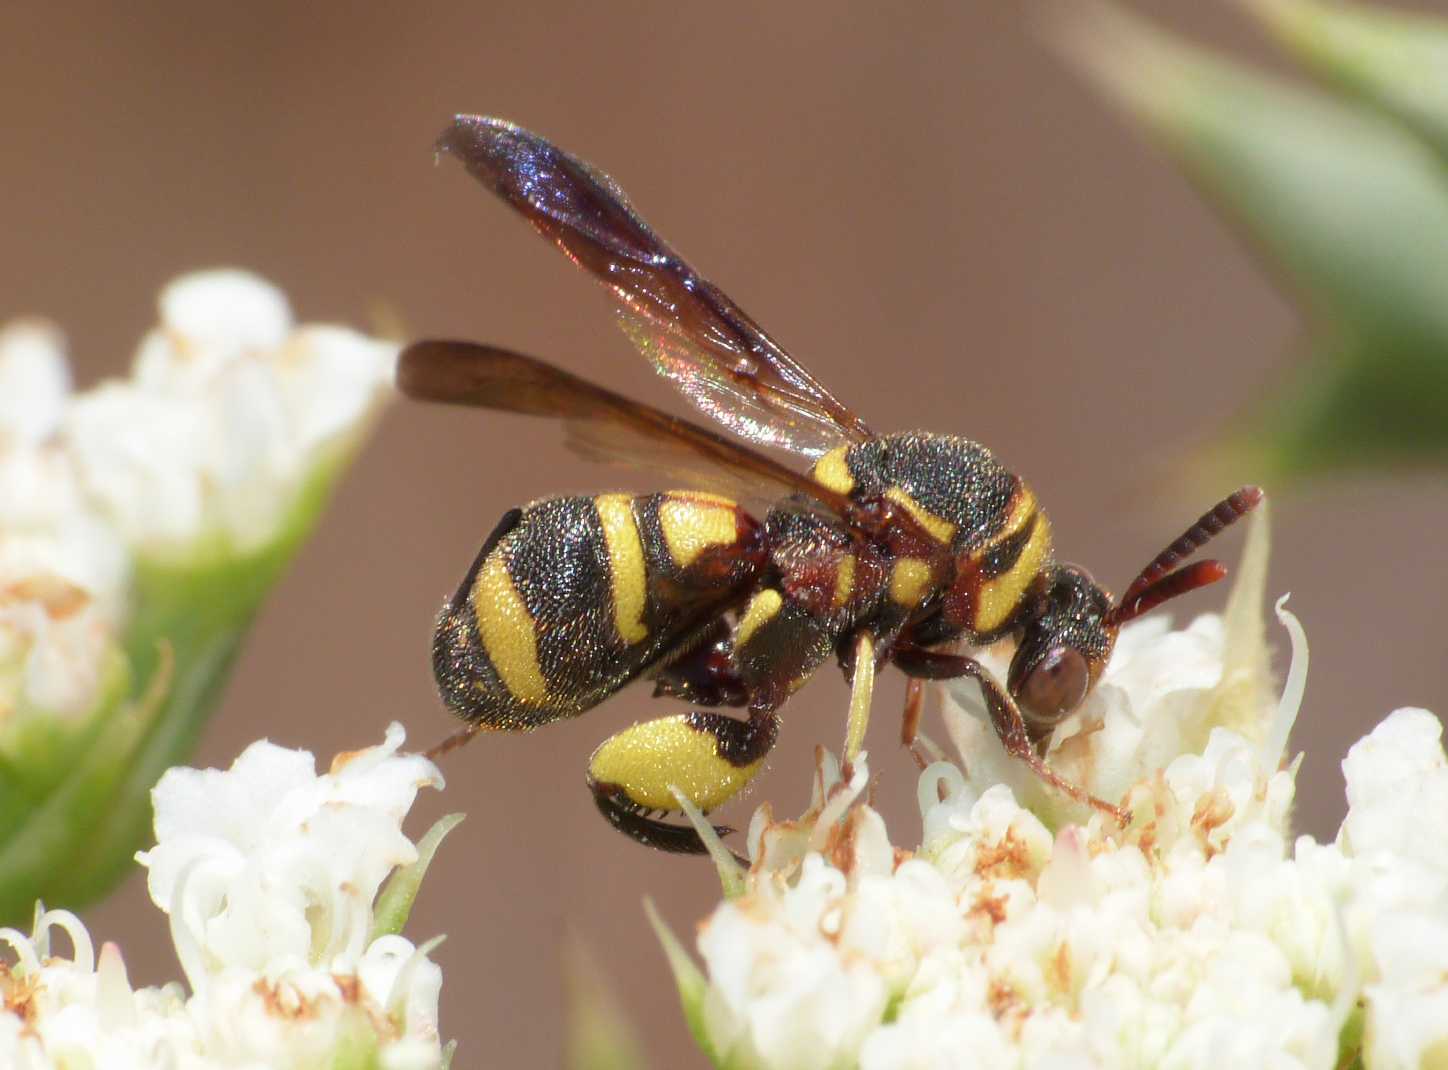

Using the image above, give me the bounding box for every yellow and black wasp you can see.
[400,116,1262,853]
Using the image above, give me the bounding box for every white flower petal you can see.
[141,726,442,982]
[0,320,71,444]
[155,269,292,365]
[1339,708,1448,868]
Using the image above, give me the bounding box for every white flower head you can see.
[65,269,397,555]
[2,726,454,1069]
[666,514,1448,1069]
[0,269,396,730]
[138,722,444,990]
[1327,709,1448,1070]
[0,909,199,1069]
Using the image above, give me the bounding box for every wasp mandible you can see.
[400,116,1262,852]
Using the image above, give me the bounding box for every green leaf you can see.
[1249,0,1448,164]
[0,644,169,923]
[670,787,747,901]
[0,650,131,834]
[1203,500,1275,743]
[643,898,718,1067]
[324,1013,383,1070]
[1060,3,1448,484]
[371,813,465,941]
[563,936,651,1070]
[1336,1003,1366,1070]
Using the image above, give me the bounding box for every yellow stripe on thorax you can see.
[811,446,855,495]
[885,487,956,544]
[975,490,1052,633]
[659,492,740,568]
[832,553,857,610]
[889,558,934,608]
[473,552,548,705]
[595,494,648,645]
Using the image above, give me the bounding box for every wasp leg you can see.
[424,721,490,761]
[893,645,1130,824]
[841,631,876,778]
[900,677,940,771]
[587,707,780,854]
[650,623,749,708]
[593,585,834,854]
[901,677,925,747]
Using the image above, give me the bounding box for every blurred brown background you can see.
[3,2,1446,1066]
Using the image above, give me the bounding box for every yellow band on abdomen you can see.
[595,494,648,644]
[659,493,740,568]
[473,553,548,705]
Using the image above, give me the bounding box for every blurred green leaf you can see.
[1060,2,1448,484]
[563,937,651,1070]
[0,447,370,923]
[644,898,719,1068]
[0,652,165,923]
[1250,0,1448,163]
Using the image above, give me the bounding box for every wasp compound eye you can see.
[1018,646,1089,728]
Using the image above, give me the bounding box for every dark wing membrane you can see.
[397,340,855,515]
[436,115,873,458]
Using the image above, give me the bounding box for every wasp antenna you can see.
[1115,486,1263,612]
[1107,559,1228,628]
[423,721,487,761]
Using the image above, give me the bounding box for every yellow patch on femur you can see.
[588,714,765,812]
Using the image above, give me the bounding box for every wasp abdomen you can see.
[432,492,762,730]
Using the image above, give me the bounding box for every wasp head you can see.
[1007,565,1114,742]
[1006,486,1264,743]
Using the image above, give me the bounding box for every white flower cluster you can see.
[678,521,1448,1069]
[0,272,395,725]
[0,322,128,721]
[0,724,450,1069]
